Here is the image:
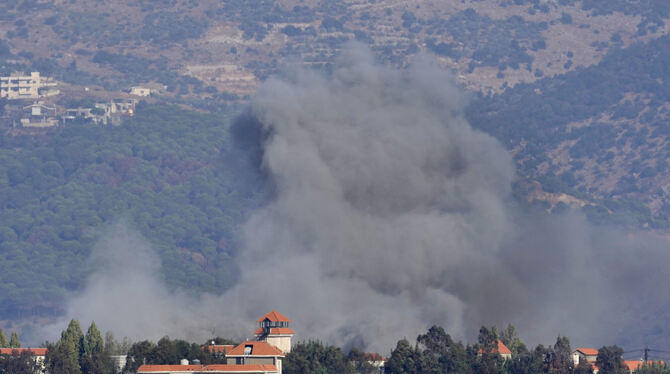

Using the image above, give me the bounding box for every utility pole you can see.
[644,347,649,363]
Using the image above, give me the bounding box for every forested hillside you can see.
[1,0,670,345]
[0,104,265,320]
[468,32,670,227]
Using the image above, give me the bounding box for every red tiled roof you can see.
[227,341,284,357]
[478,340,512,355]
[253,327,294,335]
[363,352,386,362]
[497,340,512,355]
[256,311,290,323]
[200,364,278,373]
[205,345,234,354]
[625,360,665,371]
[625,361,643,371]
[576,348,599,356]
[137,365,202,373]
[0,348,47,356]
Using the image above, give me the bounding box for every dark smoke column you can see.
[230,43,516,352]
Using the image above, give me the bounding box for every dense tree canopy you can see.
[123,336,225,373]
[0,350,41,374]
[596,346,627,374]
[8,332,20,348]
[0,103,266,320]
[283,341,354,374]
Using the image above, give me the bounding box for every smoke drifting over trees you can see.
[45,44,670,352]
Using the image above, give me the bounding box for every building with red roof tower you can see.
[137,311,292,374]
[254,310,294,354]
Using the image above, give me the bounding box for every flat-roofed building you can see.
[1,72,58,100]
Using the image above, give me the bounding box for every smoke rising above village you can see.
[48,44,670,353]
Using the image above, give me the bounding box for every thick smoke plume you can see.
[42,44,670,353]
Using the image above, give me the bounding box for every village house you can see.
[478,339,512,360]
[572,347,664,374]
[99,99,136,125]
[363,352,386,372]
[572,347,599,365]
[130,86,153,97]
[0,347,48,370]
[129,83,165,97]
[204,344,234,358]
[20,101,58,128]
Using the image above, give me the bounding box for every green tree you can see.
[550,336,572,373]
[9,331,20,348]
[81,321,114,374]
[283,340,354,374]
[45,337,81,374]
[635,361,670,374]
[150,337,179,365]
[347,348,377,374]
[84,322,104,356]
[574,356,594,374]
[45,319,85,374]
[416,325,472,373]
[0,350,41,374]
[499,324,526,356]
[63,319,84,356]
[124,340,155,373]
[385,339,422,374]
[505,344,548,374]
[596,345,626,374]
[0,329,7,347]
[104,332,121,356]
[475,326,503,374]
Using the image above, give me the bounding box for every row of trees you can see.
[122,336,232,373]
[45,319,234,374]
[44,320,118,374]
[279,324,670,374]
[3,322,668,374]
[0,329,21,348]
[382,325,668,374]
[283,341,377,374]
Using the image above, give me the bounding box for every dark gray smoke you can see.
[43,43,670,353]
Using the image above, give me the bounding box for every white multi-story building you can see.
[0,72,58,100]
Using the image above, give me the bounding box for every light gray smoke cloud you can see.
[42,43,670,353]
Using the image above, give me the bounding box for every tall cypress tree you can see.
[63,319,84,356]
[9,332,21,348]
[81,321,114,374]
[84,322,104,357]
[0,329,7,347]
[46,319,83,374]
[46,337,81,374]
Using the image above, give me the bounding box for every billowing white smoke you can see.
[40,44,670,353]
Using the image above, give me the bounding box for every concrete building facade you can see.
[0,72,58,100]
